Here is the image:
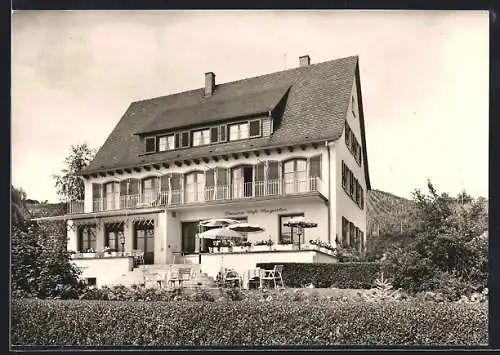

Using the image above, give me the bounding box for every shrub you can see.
[11,299,487,346]
[256,262,390,289]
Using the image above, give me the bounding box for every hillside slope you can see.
[366,189,417,236]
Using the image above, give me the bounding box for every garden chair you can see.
[167,270,181,288]
[224,269,243,288]
[135,250,145,265]
[260,264,285,289]
[177,267,193,288]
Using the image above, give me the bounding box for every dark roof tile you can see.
[85,55,359,174]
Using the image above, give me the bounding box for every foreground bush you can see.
[12,299,487,346]
[256,262,389,288]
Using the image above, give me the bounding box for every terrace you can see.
[67,176,325,214]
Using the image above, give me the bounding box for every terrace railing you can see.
[69,176,324,213]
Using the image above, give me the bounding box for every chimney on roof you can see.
[205,72,215,96]
[299,55,311,67]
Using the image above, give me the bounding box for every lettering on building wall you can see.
[225,207,288,216]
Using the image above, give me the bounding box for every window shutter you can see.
[175,133,180,148]
[255,162,265,182]
[129,179,139,195]
[206,169,215,187]
[249,120,261,137]
[145,137,156,153]
[181,132,189,147]
[161,175,169,192]
[210,127,219,143]
[120,181,128,196]
[219,125,227,142]
[92,183,101,198]
[267,161,279,180]
[309,155,321,178]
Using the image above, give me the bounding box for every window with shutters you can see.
[205,169,216,200]
[142,177,159,205]
[267,161,280,195]
[254,162,266,196]
[185,171,205,203]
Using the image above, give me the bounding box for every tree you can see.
[52,143,98,202]
[11,186,84,299]
[386,181,488,298]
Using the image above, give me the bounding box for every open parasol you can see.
[199,218,241,228]
[227,222,266,233]
[284,216,318,249]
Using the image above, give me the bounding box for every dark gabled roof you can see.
[84,55,361,175]
[136,85,292,135]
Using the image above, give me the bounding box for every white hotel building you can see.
[36,55,371,287]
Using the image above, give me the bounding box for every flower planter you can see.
[83,253,96,258]
[252,245,272,252]
[275,244,294,251]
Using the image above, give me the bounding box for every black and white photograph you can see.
[11,10,489,348]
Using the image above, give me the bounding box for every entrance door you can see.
[134,222,155,264]
[181,221,199,254]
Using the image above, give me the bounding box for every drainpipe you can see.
[325,141,332,244]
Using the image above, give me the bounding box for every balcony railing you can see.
[67,176,324,214]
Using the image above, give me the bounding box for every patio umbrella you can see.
[197,227,245,271]
[199,218,241,228]
[227,222,266,233]
[198,227,244,241]
[284,217,318,249]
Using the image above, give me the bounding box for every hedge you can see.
[11,299,487,346]
[256,262,390,288]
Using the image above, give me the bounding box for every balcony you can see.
[67,176,325,214]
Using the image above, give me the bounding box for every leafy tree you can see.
[52,143,98,202]
[11,187,84,299]
[386,180,488,297]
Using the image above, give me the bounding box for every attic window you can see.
[145,137,156,153]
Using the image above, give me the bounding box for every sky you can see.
[12,10,489,202]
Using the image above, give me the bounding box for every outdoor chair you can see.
[177,267,193,288]
[260,264,285,289]
[135,250,145,265]
[224,269,243,288]
[167,270,181,288]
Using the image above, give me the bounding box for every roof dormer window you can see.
[192,129,210,147]
[229,122,250,141]
[158,135,175,152]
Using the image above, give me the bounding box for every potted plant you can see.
[274,241,292,251]
[252,240,269,252]
[242,241,252,252]
[84,248,96,258]
[104,246,112,256]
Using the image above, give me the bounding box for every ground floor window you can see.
[341,216,364,252]
[134,221,154,264]
[105,222,124,252]
[78,225,97,252]
[279,213,304,245]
